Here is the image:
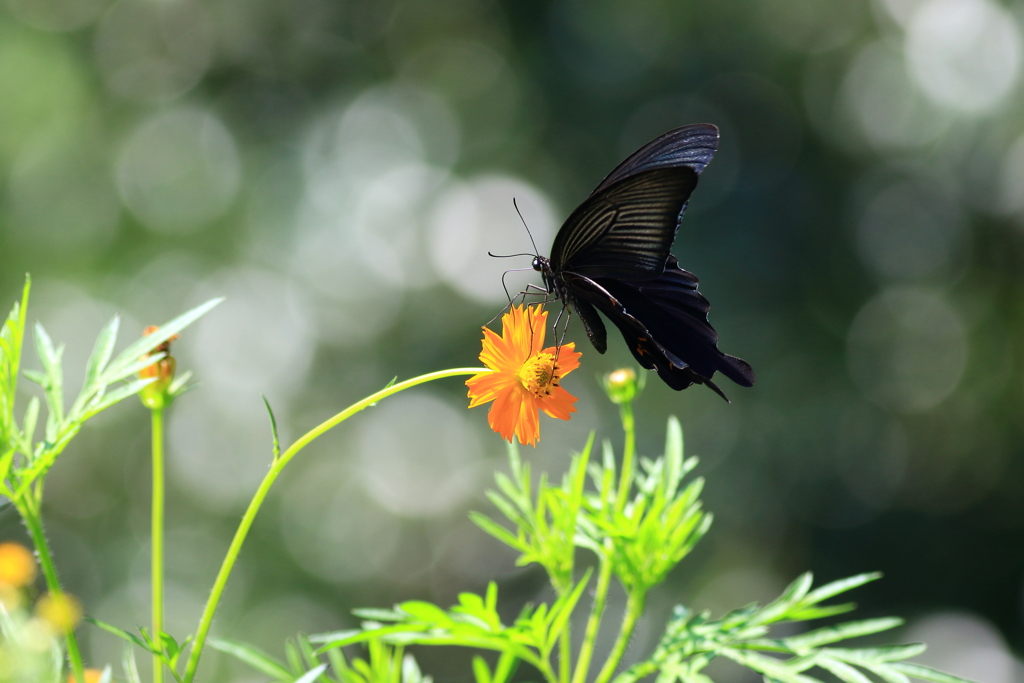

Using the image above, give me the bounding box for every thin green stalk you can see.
[559,627,571,683]
[570,552,614,683]
[20,494,87,683]
[592,592,645,683]
[182,368,487,683]
[614,399,635,513]
[151,407,165,683]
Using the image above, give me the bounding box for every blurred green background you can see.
[1,0,1023,680]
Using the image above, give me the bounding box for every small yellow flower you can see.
[466,305,581,447]
[0,543,36,588]
[35,593,82,634]
[67,670,104,683]
[139,325,179,409]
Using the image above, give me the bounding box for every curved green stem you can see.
[20,492,87,683]
[592,592,645,683]
[614,399,635,513]
[182,368,488,683]
[570,552,613,683]
[151,407,165,683]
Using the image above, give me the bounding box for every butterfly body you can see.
[533,124,754,400]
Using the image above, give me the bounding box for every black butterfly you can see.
[532,123,755,401]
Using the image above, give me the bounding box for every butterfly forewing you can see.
[591,124,719,195]
[552,167,699,280]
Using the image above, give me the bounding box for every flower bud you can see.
[139,326,179,409]
[603,368,641,404]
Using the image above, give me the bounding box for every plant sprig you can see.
[292,383,977,683]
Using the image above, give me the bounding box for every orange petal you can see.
[514,394,541,446]
[487,382,525,442]
[538,385,578,421]
[466,371,516,407]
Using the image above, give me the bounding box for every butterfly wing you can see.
[562,256,754,398]
[549,124,720,281]
[591,124,719,194]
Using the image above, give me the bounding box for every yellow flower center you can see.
[518,352,560,397]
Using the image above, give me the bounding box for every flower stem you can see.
[614,399,635,513]
[570,552,613,683]
[182,368,488,683]
[151,407,165,683]
[592,591,645,683]
[20,493,87,683]
[559,626,571,683]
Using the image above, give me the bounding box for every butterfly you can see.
[531,123,755,401]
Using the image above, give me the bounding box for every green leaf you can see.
[295,663,329,683]
[472,656,492,683]
[122,643,142,683]
[102,298,222,384]
[33,323,65,434]
[209,638,294,681]
[85,617,155,653]
[663,416,683,499]
[787,603,857,621]
[784,618,903,651]
[470,513,526,553]
[22,369,46,386]
[21,396,39,450]
[816,658,874,683]
[720,648,824,683]
[889,662,978,683]
[81,377,156,420]
[825,644,927,664]
[263,395,281,460]
[399,601,454,625]
[352,608,406,622]
[801,573,882,606]
[99,353,166,386]
[71,314,120,417]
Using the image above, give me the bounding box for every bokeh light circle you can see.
[855,177,967,281]
[282,458,401,584]
[903,613,1017,683]
[355,393,485,518]
[847,286,967,413]
[905,0,1022,114]
[6,140,120,254]
[428,174,557,304]
[842,40,950,149]
[94,0,213,103]
[116,108,241,235]
[5,0,107,32]
[188,266,316,407]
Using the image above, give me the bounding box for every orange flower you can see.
[466,305,581,447]
[67,670,104,683]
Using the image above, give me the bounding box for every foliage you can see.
[0,278,221,503]
[210,635,432,683]
[294,404,975,683]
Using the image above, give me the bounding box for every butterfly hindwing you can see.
[562,257,754,399]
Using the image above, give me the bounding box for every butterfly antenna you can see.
[488,251,536,259]
[513,197,541,256]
